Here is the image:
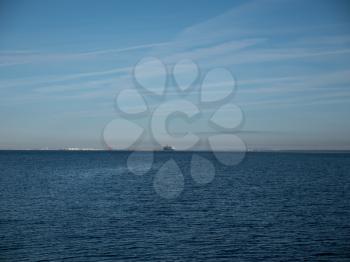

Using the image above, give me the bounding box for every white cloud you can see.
[0,42,168,67]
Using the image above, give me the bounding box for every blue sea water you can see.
[0,151,349,261]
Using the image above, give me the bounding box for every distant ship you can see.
[162,145,175,151]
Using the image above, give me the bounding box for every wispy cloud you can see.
[163,38,266,62]
[0,42,168,67]
[0,66,131,90]
[76,42,169,57]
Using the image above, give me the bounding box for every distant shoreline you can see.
[0,149,350,154]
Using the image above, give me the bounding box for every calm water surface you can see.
[0,151,350,261]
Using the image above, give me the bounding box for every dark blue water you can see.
[0,151,349,261]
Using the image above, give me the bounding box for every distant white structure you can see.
[64,148,97,151]
[162,145,175,151]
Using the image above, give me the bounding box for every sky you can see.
[0,0,350,150]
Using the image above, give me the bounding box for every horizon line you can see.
[1,148,350,153]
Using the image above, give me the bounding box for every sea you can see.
[0,150,349,261]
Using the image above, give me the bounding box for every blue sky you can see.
[1,0,350,150]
